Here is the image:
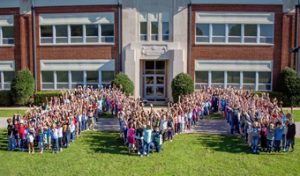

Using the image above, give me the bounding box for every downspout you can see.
[31,0,37,91]
[188,1,192,77]
[118,0,122,72]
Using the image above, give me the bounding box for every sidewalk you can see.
[0,107,29,110]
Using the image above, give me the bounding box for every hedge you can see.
[171,73,194,103]
[111,73,134,96]
[34,91,63,106]
[0,91,12,106]
[254,91,300,107]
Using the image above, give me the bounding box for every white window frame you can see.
[0,26,15,46]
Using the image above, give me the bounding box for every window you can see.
[151,22,159,41]
[42,71,54,89]
[2,27,14,44]
[56,71,69,89]
[71,25,83,43]
[102,71,115,84]
[162,22,169,41]
[1,71,15,89]
[101,24,114,43]
[211,71,224,87]
[140,22,147,41]
[196,24,209,43]
[212,24,225,43]
[40,26,53,43]
[86,24,98,43]
[244,24,257,43]
[259,72,272,91]
[71,71,84,88]
[55,25,68,43]
[260,24,274,44]
[195,71,208,89]
[243,72,256,90]
[228,24,241,43]
[227,71,240,88]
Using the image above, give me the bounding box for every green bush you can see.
[10,69,35,105]
[171,73,194,103]
[278,67,300,107]
[34,91,63,105]
[0,91,12,106]
[111,73,134,96]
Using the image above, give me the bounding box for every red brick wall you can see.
[190,4,288,90]
[34,5,120,90]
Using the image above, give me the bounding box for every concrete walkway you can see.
[95,118,120,132]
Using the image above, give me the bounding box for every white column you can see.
[54,71,57,90]
[241,24,245,43]
[255,71,259,91]
[83,25,86,44]
[257,24,260,44]
[158,13,163,41]
[98,70,102,88]
[98,24,102,43]
[68,25,71,44]
[224,71,228,88]
[83,71,87,87]
[68,71,72,89]
[225,24,229,43]
[53,25,56,44]
[1,72,4,90]
[208,71,212,87]
[209,24,213,43]
[240,72,243,89]
[147,16,151,42]
[0,27,2,45]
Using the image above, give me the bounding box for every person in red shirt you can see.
[19,123,26,152]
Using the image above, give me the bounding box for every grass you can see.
[99,112,115,118]
[0,109,27,118]
[0,130,299,176]
[283,110,300,122]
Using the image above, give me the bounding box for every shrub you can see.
[34,91,63,105]
[0,91,12,106]
[171,73,194,103]
[111,73,134,96]
[10,69,35,105]
[278,67,300,107]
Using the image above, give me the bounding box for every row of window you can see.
[140,21,169,41]
[195,71,272,91]
[41,70,115,90]
[0,71,15,90]
[196,24,274,44]
[0,26,14,45]
[40,24,114,44]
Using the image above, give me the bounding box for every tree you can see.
[111,73,134,96]
[278,67,300,110]
[171,73,194,103]
[11,69,35,105]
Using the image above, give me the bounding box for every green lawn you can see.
[0,109,26,118]
[283,110,300,122]
[0,130,299,176]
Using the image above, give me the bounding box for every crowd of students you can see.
[6,87,126,154]
[6,86,297,155]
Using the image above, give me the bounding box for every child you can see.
[127,123,136,154]
[57,123,63,152]
[153,127,162,153]
[167,117,173,141]
[286,119,296,152]
[135,123,144,156]
[143,125,152,157]
[266,123,275,153]
[274,122,284,152]
[7,118,16,151]
[251,121,261,154]
[51,124,59,154]
[38,125,44,154]
[28,130,35,154]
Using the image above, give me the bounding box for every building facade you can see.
[0,0,298,101]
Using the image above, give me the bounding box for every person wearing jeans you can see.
[51,124,59,154]
[143,125,152,156]
[251,122,261,154]
[286,120,296,152]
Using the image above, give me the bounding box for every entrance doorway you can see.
[143,60,166,101]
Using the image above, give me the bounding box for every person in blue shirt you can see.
[274,122,284,152]
[143,125,153,157]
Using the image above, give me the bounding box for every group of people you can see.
[6,86,296,156]
[7,87,126,154]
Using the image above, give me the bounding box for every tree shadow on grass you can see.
[82,131,130,155]
[196,134,252,154]
[0,130,8,151]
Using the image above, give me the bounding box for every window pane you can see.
[260,24,274,37]
[86,71,98,83]
[3,71,15,82]
[162,22,169,41]
[2,27,14,38]
[212,71,224,83]
[102,71,114,83]
[56,25,68,37]
[145,61,155,70]
[195,71,208,83]
[259,84,271,91]
[196,24,209,36]
[151,22,158,34]
[71,25,83,36]
[140,22,147,35]
[42,71,54,82]
[101,24,114,36]
[229,24,241,36]
[259,72,271,84]
[227,72,240,84]
[244,24,257,36]
[56,71,68,82]
[86,24,98,36]
[212,24,225,36]
[41,26,53,37]
[243,72,255,84]
[71,71,83,83]
[156,61,165,70]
